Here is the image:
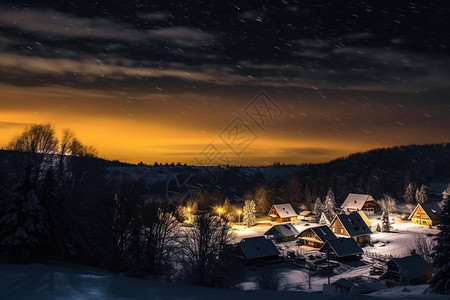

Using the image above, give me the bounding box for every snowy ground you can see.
[0,263,447,300]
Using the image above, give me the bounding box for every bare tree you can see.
[242,200,256,227]
[254,184,271,214]
[377,195,396,215]
[6,123,58,182]
[408,234,436,264]
[179,212,234,286]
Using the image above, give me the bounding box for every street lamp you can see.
[238,210,241,224]
[218,207,222,218]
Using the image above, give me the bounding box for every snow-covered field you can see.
[0,263,447,300]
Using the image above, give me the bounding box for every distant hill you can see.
[293,143,450,203]
[1,143,449,205]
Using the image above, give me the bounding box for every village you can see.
[186,188,446,295]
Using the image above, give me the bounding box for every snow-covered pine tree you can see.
[415,185,428,204]
[429,197,450,295]
[313,197,324,217]
[323,188,337,220]
[319,212,330,226]
[242,200,256,227]
[381,211,391,232]
[404,182,415,204]
[443,184,450,201]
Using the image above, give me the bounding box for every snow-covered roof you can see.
[237,236,280,260]
[384,254,433,281]
[408,201,443,221]
[334,212,372,237]
[264,223,299,237]
[320,237,363,258]
[269,204,298,218]
[341,193,375,210]
[299,210,314,216]
[309,226,337,243]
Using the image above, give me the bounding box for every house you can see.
[320,237,363,260]
[380,253,434,286]
[408,201,442,226]
[234,236,281,264]
[268,204,298,222]
[299,210,315,221]
[330,212,372,245]
[341,193,377,215]
[264,223,299,242]
[298,225,337,248]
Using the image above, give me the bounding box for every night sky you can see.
[1,1,449,165]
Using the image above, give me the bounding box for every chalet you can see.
[408,201,442,226]
[380,254,434,286]
[330,212,371,245]
[298,225,337,248]
[234,236,281,264]
[299,210,315,221]
[320,237,363,260]
[264,223,299,242]
[341,193,377,215]
[268,204,298,222]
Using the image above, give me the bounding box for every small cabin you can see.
[234,236,281,264]
[341,193,377,215]
[380,254,433,286]
[268,204,298,222]
[330,212,371,245]
[408,201,442,226]
[298,225,337,248]
[264,223,299,242]
[320,237,363,260]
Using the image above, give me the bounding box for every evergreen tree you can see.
[304,185,313,210]
[381,211,391,232]
[242,200,256,227]
[313,197,324,217]
[429,198,450,295]
[0,172,48,260]
[416,185,428,204]
[323,188,337,220]
[404,182,415,204]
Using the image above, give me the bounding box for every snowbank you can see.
[0,263,448,300]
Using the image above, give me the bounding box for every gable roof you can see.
[309,225,337,243]
[237,236,280,260]
[408,201,443,221]
[269,204,297,218]
[341,193,375,210]
[333,212,372,237]
[264,223,299,237]
[320,237,363,258]
[386,254,433,281]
